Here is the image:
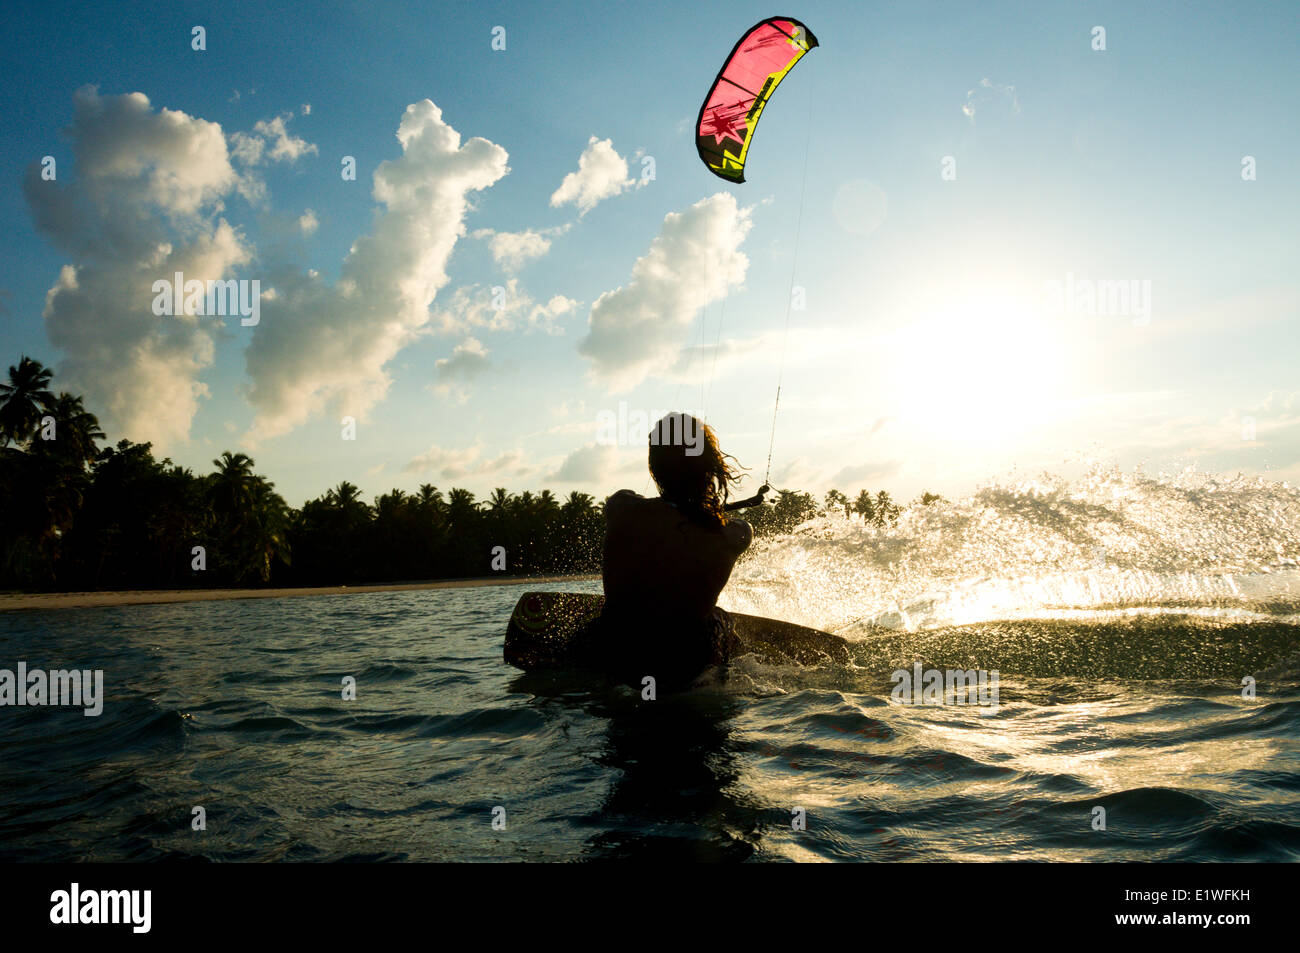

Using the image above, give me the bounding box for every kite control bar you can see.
[724,484,773,511]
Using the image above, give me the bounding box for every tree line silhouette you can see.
[0,356,935,592]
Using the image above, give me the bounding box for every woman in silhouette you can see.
[574,412,769,691]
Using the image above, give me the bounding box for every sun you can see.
[883,287,1068,445]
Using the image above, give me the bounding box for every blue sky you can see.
[2,0,1297,506]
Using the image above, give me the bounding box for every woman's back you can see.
[601,489,752,620]
[571,412,758,689]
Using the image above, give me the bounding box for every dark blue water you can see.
[2,578,1298,862]
[3,469,1299,861]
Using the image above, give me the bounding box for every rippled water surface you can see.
[3,468,1299,861]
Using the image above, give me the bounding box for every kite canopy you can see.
[696,16,819,183]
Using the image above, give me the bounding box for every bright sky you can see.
[2,1,1297,506]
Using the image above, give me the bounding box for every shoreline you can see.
[0,574,599,612]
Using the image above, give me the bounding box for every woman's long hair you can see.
[647,413,744,529]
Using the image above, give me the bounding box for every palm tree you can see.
[329,480,362,508]
[853,489,876,522]
[536,489,560,520]
[210,451,257,520]
[375,489,409,519]
[484,488,515,567]
[825,489,850,517]
[10,393,106,568]
[244,478,291,583]
[445,488,478,526]
[765,489,817,533]
[555,491,601,573]
[415,483,444,515]
[874,490,900,526]
[35,393,105,467]
[207,452,294,584]
[208,452,259,581]
[0,356,56,447]
[561,491,595,514]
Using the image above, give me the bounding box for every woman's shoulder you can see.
[604,489,645,511]
[723,516,753,551]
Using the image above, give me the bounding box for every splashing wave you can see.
[725,466,1300,636]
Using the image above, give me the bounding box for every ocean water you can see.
[2,467,1299,862]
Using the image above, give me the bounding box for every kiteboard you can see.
[504,591,850,672]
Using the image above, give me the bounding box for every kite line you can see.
[762,68,815,488]
[688,15,820,495]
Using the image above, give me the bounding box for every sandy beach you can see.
[0,574,599,612]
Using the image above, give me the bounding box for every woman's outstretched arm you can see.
[724,484,772,512]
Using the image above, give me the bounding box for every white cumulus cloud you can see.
[430,280,577,336]
[432,336,491,402]
[430,279,528,335]
[243,100,509,442]
[403,443,528,480]
[24,86,249,448]
[550,137,635,215]
[548,442,618,483]
[578,192,752,389]
[473,224,571,271]
[229,112,317,166]
[528,294,578,335]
